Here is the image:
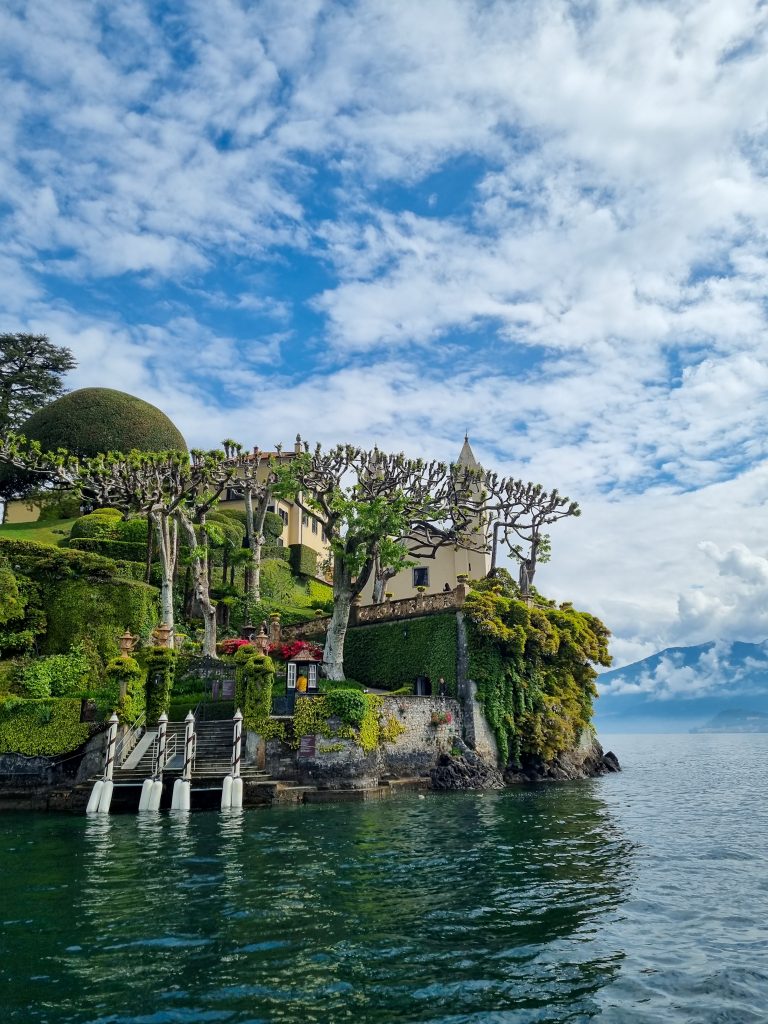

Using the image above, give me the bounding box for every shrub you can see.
[0,556,24,626]
[0,698,91,756]
[17,387,187,459]
[144,647,176,723]
[261,558,296,604]
[70,510,123,540]
[264,511,284,541]
[323,688,367,726]
[17,642,96,699]
[69,538,151,563]
[289,543,318,578]
[343,613,458,693]
[104,656,145,724]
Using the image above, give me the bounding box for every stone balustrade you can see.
[281,584,468,640]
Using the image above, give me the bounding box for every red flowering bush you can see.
[219,637,253,656]
[270,639,324,662]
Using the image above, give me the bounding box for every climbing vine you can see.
[291,691,405,753]
[465,578,610,764]
[240,651,284,740]
[104,656,146,724]
[144,647,176,723]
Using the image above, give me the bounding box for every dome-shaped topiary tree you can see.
[2,388,187,501]
[18,387,187,458]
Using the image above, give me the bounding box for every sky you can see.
[3,0,768,674]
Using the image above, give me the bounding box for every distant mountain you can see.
[594,639,768,733]
[691,709,768,734]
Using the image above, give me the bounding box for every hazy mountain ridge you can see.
[595,639,768,733]
[690,709,768,733]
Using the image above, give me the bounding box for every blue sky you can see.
[3,0,768,680]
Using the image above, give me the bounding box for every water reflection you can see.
[1,789,632,1023]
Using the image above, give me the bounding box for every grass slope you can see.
[0,518,76,547]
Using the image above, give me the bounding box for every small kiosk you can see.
[285,650,322,696]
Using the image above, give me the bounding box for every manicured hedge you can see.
[0,538,159,660]
[41,577,158,660]
[69,538,151,563]
[289,543,318,577]
[69,510,123,540]
[343,613,458,694]
[0,698,90,756]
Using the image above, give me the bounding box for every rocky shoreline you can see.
[430,732,620,791]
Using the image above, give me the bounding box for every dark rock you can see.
[503,730,621,785]
[429,750,505,791]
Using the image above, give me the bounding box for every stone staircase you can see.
[111,718,268,790]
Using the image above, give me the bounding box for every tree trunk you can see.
[323,554,374,679]
[152,512,174,639]
[323,585,353,680]
[177,513,218,658]
[372,563,396,603]
[145,516,154,585]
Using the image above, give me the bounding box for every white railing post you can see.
[87,712,119,814]
[140,713,168,813]
[222,708,244,810]
[172,711,195,810]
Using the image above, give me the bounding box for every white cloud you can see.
[4,0,768,672]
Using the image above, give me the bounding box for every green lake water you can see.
[1,733,767,1023]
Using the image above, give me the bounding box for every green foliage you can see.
[240,651,283,740]
[217,508,247,528]
[264,511,284,540]
[105,656,145,724]
[0,556,24,625]
[319,677,365,693]
[466,593,611,765]
[207,511,246,549]
[41,576,158,661]
[292,692,403,753]
[344,614,458,694]
[17,641,96,699]
[323,687,368,726]
[260,558,298,605]
[16,387,187,459]
[306,577,333,610]
[114,517,149,542]
[0,698,90,755]
[69,538,151,562]
[262,544,289,562]
[143,647,176,723]
[289,543,318,577]
[70,510,123,539]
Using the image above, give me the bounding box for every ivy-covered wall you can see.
[463,584,611,766]
[343,613,458,694]
[0,698,91,756]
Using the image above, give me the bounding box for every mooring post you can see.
[140,713,168,812]
[222,709,244,810]
[87,712,119,814]
[171,711,195,811]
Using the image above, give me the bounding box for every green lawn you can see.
[0,517,76,547]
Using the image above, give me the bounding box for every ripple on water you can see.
[0,735,767,1023]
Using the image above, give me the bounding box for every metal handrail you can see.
[151,732,177,777]
[115,712,146,766]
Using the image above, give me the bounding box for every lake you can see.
[1,733,767,1023]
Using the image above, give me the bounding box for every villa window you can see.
[311,518,318,534]
[278,508,288,526]
[412,567,430,588]
[302,513,309,527]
